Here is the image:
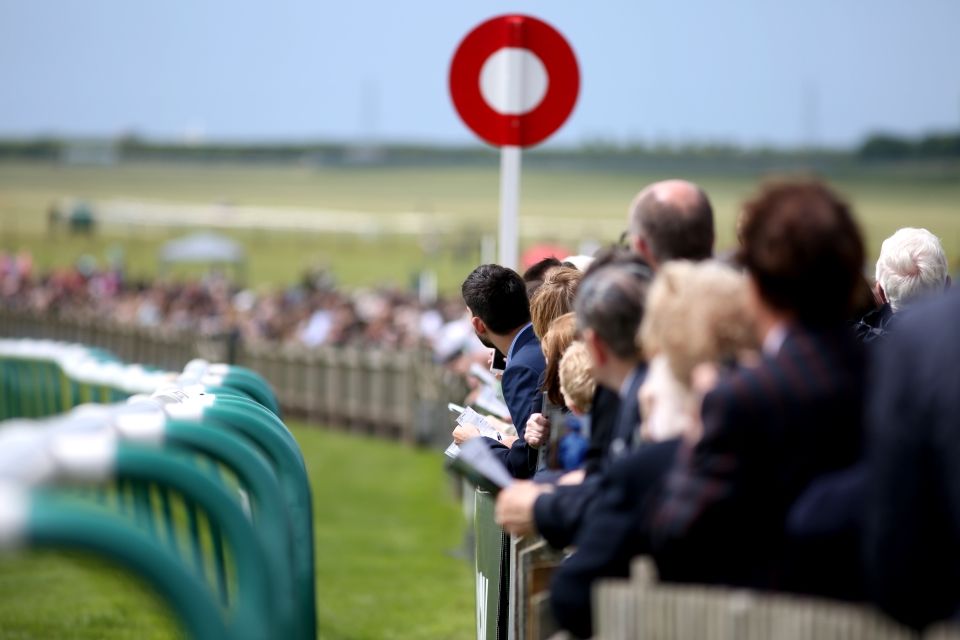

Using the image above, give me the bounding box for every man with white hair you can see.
[856,227,950,343]
[875,227,949,311]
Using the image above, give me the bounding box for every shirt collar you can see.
[506,322,533,365]
[762,322,789,357]
[619,365,642,400]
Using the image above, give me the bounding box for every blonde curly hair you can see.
[559,341,595,413]
[638,260,757,386]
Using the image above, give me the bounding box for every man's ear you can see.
[471,315,487,335]
[633,235,657,270]
[631,233,646,258]
[874,282,888,305]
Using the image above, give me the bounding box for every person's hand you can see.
[558,469,585,486]
[452,423,481,445]
[485,350,504,381]
[523,413,550,448]
[495,481,551,536]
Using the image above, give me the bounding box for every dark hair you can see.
[574,264,650,360]
[525,279,544,299]
[632,185,714,263]
[523,257,562,283]
[850,273,881,322]
[738,180,865,326]
[461,264,531,335]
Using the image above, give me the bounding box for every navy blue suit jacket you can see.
[651,325,865,590]
[490,324,545,478]
[580,385,621,476]
[607,365,647,461]
[864,290,960,629]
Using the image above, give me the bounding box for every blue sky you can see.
[1,0,958,148]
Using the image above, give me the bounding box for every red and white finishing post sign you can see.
[449,15,580,269]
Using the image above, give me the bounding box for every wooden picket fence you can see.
[592,557,960,640]
[0,308,466,443]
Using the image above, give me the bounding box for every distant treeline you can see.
[0,131,957,167]
[858,132,960,160]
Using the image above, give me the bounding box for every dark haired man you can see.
[652,180,866,594]
[456,264,545,478]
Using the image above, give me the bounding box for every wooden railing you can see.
[470,493,960,640]
[0,308,466,444]
[593,557,960,640]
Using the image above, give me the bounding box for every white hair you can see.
[562,254,595,272]
[875,227,949,312]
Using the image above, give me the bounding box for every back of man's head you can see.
[575,263,650,362]
[461,264,530,335]
[875,227,949,312]
[739,180,864,326]
[523,256,562,283]
[628,179,715,266]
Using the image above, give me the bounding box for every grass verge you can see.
[0,423,473,640]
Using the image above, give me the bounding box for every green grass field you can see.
[2,161,959,291]
[0,424,474,640]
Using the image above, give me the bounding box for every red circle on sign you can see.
[449,15,579,148]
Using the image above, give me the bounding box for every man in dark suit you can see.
[455,264,545,479]
[550,436,682,638]
[495,263,650,542]
[651,181,867,593]
[864,288,960,630]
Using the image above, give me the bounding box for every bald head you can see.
[627,179,715,268]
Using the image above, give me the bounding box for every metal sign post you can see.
[498,146,521,269]
[450,14,579,269]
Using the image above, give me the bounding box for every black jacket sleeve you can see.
[533,475,603,550]
[550,439,681,639]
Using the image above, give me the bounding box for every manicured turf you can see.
[2,161,959,292]
[0,423,474,640]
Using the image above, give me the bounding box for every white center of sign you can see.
[479,47,549,116]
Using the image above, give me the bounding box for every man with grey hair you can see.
[626,179,715,269]
[875,227,949,311]
[856,227,950,343]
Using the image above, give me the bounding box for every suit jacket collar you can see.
[762,322,790,357]
[619,365,644,400]
[609,363,647,458]
[506,322,536,365]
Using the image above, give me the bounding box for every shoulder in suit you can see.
[550,438,682,639]
[865,290,960,629]
[651,324,864,589]
[581,385,621,476]
[493,324,546,478]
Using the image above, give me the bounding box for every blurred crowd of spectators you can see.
[0,254,472,351]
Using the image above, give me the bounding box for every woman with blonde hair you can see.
[638,260,757,443]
